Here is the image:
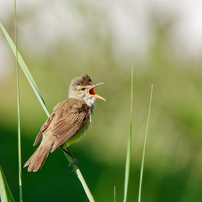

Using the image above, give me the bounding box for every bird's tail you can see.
[24,141,53,172]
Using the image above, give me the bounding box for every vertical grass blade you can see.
[123,65,133,202]
[14,0,23,201]
[0,22,95,202]
[114,186,116,202]
[137,84,153,202]
[0,165,15,202]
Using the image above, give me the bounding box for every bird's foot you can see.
[62,148,79,171]
[68,158,79,168]
[68,158,79,172]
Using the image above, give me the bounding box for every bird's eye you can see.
[81,87,86,91]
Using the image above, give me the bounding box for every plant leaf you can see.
[123,64,133,202]
[138,84,153,202]
[0,165,15,202]
[0,22,50,117]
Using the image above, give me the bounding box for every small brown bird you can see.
[24,74,105,172]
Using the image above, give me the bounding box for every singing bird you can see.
[24,74,105,172]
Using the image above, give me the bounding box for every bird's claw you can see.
[68,158,79,169]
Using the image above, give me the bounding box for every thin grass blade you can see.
[63,152,95,202]
[0,165,15,202]
[114,186,116,202]
[123,65,133,202]
[137,84,153,202]
[0,22,49,117]
[14,1,23,201]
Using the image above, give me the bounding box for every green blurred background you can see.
[1,1,202,201]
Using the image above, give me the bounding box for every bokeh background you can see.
[1,0,202,201]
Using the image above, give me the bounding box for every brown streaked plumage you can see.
[24,74,105,172]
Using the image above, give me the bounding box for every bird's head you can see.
[68,74,105,106]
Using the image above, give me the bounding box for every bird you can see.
[24,74,105,172]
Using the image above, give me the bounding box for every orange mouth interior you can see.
[88,83,105,101]
[89,88,95,96]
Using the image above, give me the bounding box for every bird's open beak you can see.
[89,83,106,101]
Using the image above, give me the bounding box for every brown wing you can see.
[33,112,56,146]
[50,98,91,152]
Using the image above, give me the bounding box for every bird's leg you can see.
[62,148,79,168]
[62,148,74,158]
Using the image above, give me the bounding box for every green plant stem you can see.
[123,64,133,202]
[14,1,23,201]
[0,22,49,117]
[63,152,95,202]
[138,84,153,202]
[114,186,116,202]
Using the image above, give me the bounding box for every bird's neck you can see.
[68,95,96,109]
[82,96,96,107]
